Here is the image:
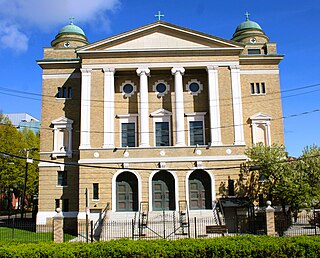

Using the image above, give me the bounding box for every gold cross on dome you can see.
[155,11,164,21]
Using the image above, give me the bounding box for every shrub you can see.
[0,236,319,257]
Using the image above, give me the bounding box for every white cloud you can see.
[0,0,120,52]
[0,22,28,52]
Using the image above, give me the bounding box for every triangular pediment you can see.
[78,21,242,53]
[250,112,272,121]
[150,108,172,117]
[52,116,73,125]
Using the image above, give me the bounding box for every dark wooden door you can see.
[189,170,212,210]
[189,179,205,209]
[152,171,175,211]
[116,172,138,211]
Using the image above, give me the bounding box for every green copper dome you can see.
[58,21,86,36]
[235,19,262,32]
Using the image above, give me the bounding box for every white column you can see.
[266,122,271,146]
[230,65,245,145]
[53,128,59,152]
[103,68,115,148]
[171,67,186,146]
[79,68,92,149]
[207,66,222,146]
[251,123,257,145]
[137,68,150,147]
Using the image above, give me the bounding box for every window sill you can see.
[52,151,72,158]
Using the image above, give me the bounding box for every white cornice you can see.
[81,61,239,70]
[78,47,242,54]
[42,73,81,80]
[78,155,247,164]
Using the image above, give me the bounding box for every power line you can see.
[1,148,319,173]
[0,151,241,171]
[8,106,320,135]
[0,82,319,107]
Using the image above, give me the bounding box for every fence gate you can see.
[134,201,190,239]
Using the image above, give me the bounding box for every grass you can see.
[0,227,75,242]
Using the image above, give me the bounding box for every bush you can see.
[0,236,319,257]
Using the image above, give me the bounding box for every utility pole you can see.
[20,148,37,219]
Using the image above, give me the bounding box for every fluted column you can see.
[103,68,115,148]
[171,67,186,146]
[137,68,150,147]
[79,68,92,149]
[230,65,245,145]
[207,66,222,146]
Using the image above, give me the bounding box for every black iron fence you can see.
[1,209,319,242]
[0,218,53,242]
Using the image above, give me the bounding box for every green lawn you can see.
[0,227,75,242]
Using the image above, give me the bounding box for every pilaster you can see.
[80,68,92,149]
[207,65,222,146]
[137,68,150,147]
[171,67,186,146]
[103,67,115,148]
[230,65,245,145]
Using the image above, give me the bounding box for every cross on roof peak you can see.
[155,11,164,21]
[245,11,250,21]
[69,17,75,25]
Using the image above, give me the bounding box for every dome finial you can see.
[69,17,75,25]
[245,11,250,21]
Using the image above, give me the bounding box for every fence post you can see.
[194,217,197,238]
[90,220,94,242]
[53,208,64,243]
[265,201,275,236]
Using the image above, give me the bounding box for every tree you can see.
[236,143,310,216]
[296,145,320,207]
[0,114,39,211]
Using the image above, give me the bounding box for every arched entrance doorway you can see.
[188,169,212,210]
[152,170,175,211]
[116,172,138,211]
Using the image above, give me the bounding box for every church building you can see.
[37,14,284,228]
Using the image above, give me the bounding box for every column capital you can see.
[80,68,92,74]
[171,67,185,75]
[136,68,150,76]
[103,67,115,73]
[229,65,240,70]
[206,65,219,71]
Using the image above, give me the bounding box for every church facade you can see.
[37,16,284,227]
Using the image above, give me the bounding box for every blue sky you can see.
[0,0,319,157]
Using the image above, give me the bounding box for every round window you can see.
[123,84,134,94]
[156,83,167,93]
[189,82,200,93]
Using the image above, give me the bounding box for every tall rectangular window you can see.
[250,83,255,94]
[68,87,72,98]
[57,171,67,186]
[155,122,169,146]
[261,83,266,93]
[255,83,260,94]
[189,121,204,145]
[228,179,235,196]
[93,183,99,200]
[121,123,135,147]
